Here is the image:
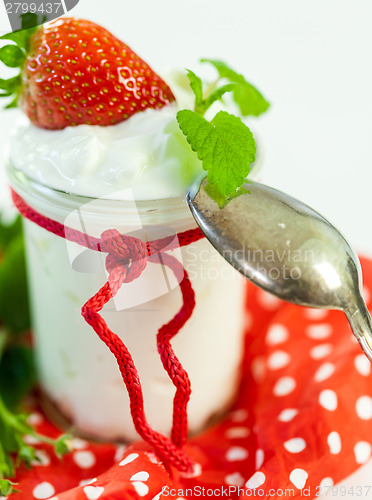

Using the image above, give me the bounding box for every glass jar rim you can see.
[7,152,261,226]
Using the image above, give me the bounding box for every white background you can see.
[0,0,372,494]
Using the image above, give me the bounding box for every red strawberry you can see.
[0,17,175,129]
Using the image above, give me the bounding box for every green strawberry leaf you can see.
[177,109,256,197]
[20,12,41,31]
[0,76,21,92]
[5,96,19,108]
[0,45,25,68]
[201,59,270,116]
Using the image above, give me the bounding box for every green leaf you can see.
[55,434,73,457]
[5,95,19,108]
[201,59,270,116]
[0,346,36,410]
[0,478,16,496]
[18,444,37,467]
[0,14,39,53]
[186,69,203,109]
[0,236,31,333]
[200,83,236,114]
[21,12,40,30]
[0,216,23,252]
[204,183,250,209]
[0,45,25,68]
[177,109,256,197]
[1,29,32,51]
[233,83,270,117]
[0,76,21,92]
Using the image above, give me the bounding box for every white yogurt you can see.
[9,71,210,201]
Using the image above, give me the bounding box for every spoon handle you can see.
[345,298,372,362]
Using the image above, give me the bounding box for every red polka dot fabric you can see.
[7,258,372,499]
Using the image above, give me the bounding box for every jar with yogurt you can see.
[7,82,260,442]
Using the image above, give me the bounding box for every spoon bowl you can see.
[188,180,372,361]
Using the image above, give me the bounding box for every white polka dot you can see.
[119,453,139,466]
[225,472,245,487]
[267,350,291,370]
[278,408,298,422]
[31,450,51,467]
[27,412,43,426]
[273,376,296,396]
[83,486,104,500]
[24,434,41,445]
[245,471,266,489]
[266,324,289,345]
[327,432,342,454]
[319,389,338,411]
[74,450,96,469]
[304,308,328,320]
[355,354,371,377]
[356,396,372,420]
[230,409,248,422]
[363,286,370,303]
[33,482,55,499]
[320,477,334,488]
[130,471,149,482]
[354,441,372,464]
[79,479,97,487]
[314,363,336,382]
[306,324,332,339]
[289,469,308,489]
[226,446,249,461]
[145,452,160,464]
[284,438,307,453]
[114,445,127,462]
[258,290,281,310]
[310,343,333,360]
[256,449,264,469]
[251,356,266,383]
[72,438,88,450]
[179,462,202,478]
[225,427,250,439]
[133,482,149,497]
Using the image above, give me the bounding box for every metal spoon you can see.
[187,179,372,362]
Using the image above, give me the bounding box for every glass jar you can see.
[8,164,255,442]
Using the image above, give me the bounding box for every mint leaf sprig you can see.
[176,60,269,208]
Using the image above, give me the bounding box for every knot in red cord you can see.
[100,229,148,282]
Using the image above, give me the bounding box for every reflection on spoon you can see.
[188,180,372,362]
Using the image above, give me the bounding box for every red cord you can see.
[11,189,204,473]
